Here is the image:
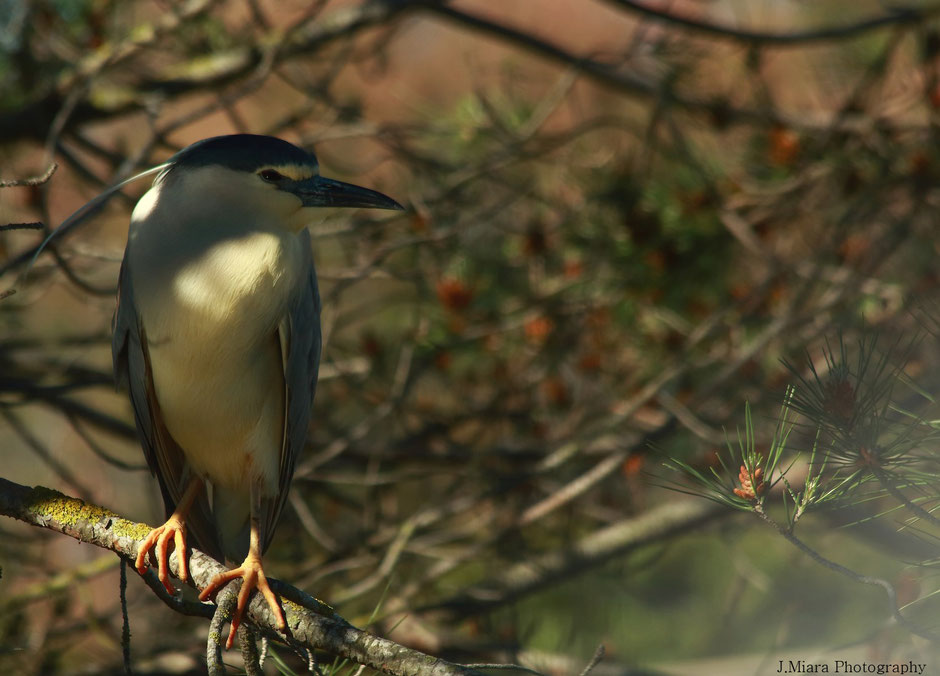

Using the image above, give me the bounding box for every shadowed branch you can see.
[0,477,486,676]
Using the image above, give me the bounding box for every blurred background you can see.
[1,0,940,674]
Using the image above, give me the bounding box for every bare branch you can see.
[0,0,413,143]
[752,503,940,643]
[0,163,58,187]
[0,477,486,676]
[578,644,605,676]
[422,500,725,619]
[0,222,44,232]
[421,2,771,127]
[606,1,937,46]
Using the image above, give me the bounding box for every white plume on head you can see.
[19,162,170,287]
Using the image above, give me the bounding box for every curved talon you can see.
[135,516,189,594]
[199,554,286,649]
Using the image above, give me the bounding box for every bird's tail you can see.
[212,486,251,563]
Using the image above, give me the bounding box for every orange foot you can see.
[198,552,286,649]
[136,516,190,595]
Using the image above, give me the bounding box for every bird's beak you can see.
[295,175,404,210]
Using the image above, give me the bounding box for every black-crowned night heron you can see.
[111,134,402,647]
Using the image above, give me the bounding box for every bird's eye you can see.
[259,169,285,182]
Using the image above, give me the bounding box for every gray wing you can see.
[261,228,322,553]
[111,256,224,561]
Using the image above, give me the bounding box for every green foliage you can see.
[666,332,940,526]
[663,397,795,512]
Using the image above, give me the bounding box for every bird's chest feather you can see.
[130,229,303,490]
[137,230,302,356]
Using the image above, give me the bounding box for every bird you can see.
[111,134,402,648]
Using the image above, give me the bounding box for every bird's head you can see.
[155,134,403,231]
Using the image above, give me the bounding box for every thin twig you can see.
[460,664,544,676]
[606,1,935,46]
[0,222,44,231]
[120,558,133,675]
[578,644,605,676]
[872,466,940,530]
[752,503,939,642]
[0,163,58,187]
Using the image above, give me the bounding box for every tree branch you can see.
[604,1,938,46]
[0,477,486,676]
[12,0,915,145]
[752,503,940,643]
[421,499,725,619]
[0,0,412,143]
[0,163,58,187]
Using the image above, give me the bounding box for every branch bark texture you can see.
[0,477,484,676]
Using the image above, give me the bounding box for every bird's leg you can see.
[198,485,285,649]
[136,476,202,594]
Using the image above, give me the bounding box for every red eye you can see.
[259,169,285,182]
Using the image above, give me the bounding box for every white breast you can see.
[127,178,307,494]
